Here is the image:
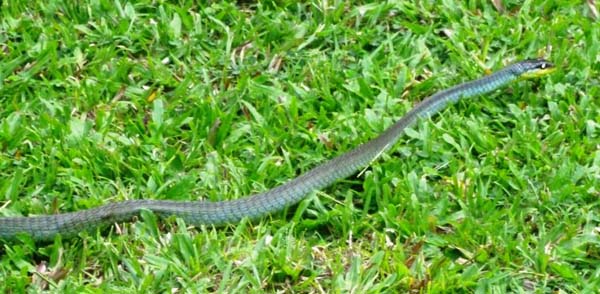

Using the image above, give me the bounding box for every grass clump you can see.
[1,1,599,292]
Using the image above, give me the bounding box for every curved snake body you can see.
[0,59,554,242]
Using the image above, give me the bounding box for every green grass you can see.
[1,0,599,292]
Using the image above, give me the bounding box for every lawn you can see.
[1,0,599,292]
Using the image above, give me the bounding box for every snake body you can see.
[0,59,554,242]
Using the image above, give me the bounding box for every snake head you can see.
[517,58,556,78]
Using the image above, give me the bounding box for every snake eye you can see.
[536,60,554,70]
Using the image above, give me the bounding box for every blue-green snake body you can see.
[0,59,555,242]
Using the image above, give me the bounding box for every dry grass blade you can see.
[588,0,598,19]
[491,0,505,13]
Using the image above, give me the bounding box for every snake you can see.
[0,59,555,242]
